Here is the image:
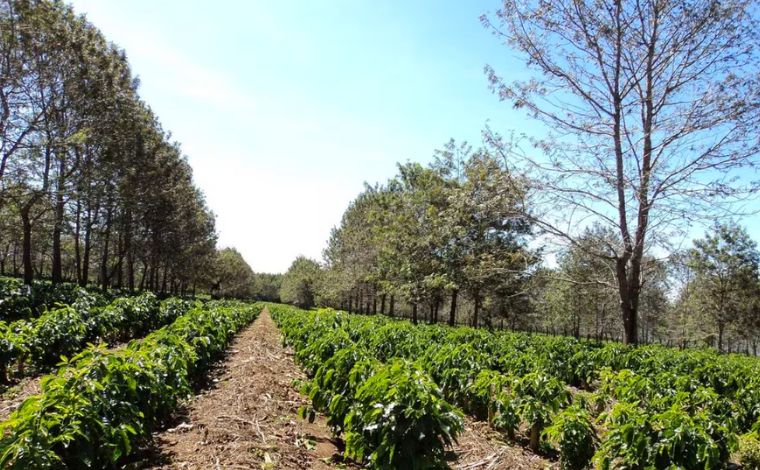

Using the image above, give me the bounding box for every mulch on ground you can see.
[450,418,556,469]
[142,307,556,469]
[145,308,346,469]
[0,376,41,422]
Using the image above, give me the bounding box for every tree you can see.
[435,145,536,327]
[549,226,620,339]
[280,256,322,309]
[374,163,449,324]
[251,272,282,302]
[212,248,255,299]
[322,187,385,314]
[319,141,538,328]
[688,223,759,352]
[483,0,760,344]
[0,0,222,294]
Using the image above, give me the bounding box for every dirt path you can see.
[0,376,41,421]
[146,308,344,469]
[451,419,555,469]
[143,307,553,469]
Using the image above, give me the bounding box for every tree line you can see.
[280,158,760,353]
[281,0,760,350]
[0,0,250,296]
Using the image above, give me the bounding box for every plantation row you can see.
[270,304,760,469]
[0,291,193,382]
[269,303,462,468]
[0,300,263,468]
[0,277,117,321]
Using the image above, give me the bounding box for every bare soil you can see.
[450,418,556,469]
[0,376,41,421]
[144,308,347,469]
[140,308,556,469]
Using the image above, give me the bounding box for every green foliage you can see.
[270,302,760,468]
[465,370,520,437]
[594,401,735,470]
[0,277,107,322]
[738,432,760,469]
[513,372,569,429]
[0,301,262,468]
[344,359,463,469]
[28,306,86,367]
[271,304,464,468]
[687,223,760,351]
[0,278,32,320]
[251,272,283,302]
[303,348,374,431]
[0,292,193,381]
[280,256,322,309]
[422,343,492,404]
[212,248,256,299]
[543,405,596,470]
[0,322,28,381]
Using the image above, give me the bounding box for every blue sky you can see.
[67,0,540,273]
[68,0,759,273]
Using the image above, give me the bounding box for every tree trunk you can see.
[74,199,82,284]
[380,294,386,314]
[81,204,93,287]
[21,206,33,285]
[412,303,418,324]
[161,265,168,293]
[139,262,148,290]
[100,204,113,291]
[616,258,640,345]
[389,295,395,317]
[449,289,458,326]
[529,423,541,452]
[472,294,481,327]
[124,208,134,291]
[51,157,67,283]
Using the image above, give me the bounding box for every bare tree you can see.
[483,0,760,344]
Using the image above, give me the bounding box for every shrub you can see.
[0,302,262,468]
[344,359,463,469]
[28,307,86,367]
[513,372,570,451]
[594,402,736,469]
[544,405,596,470]
[738,433,760,469]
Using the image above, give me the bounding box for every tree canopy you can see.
[482,0,760,344]
[0,0,244,297]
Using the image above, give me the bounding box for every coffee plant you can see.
[0,301,263,468]
[268,302,760,468]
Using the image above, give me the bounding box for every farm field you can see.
[0,293,263,468]
[147,307,550,469]
[3,0,760,468]
[0,279,196,419]
[269,303,760,469]
[0,300,552,469]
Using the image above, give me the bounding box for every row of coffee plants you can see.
[271,304,760,469]
[0,300,263,468]
[0,277,112,321]
[268,304,463,469]
[0,292,194,382]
